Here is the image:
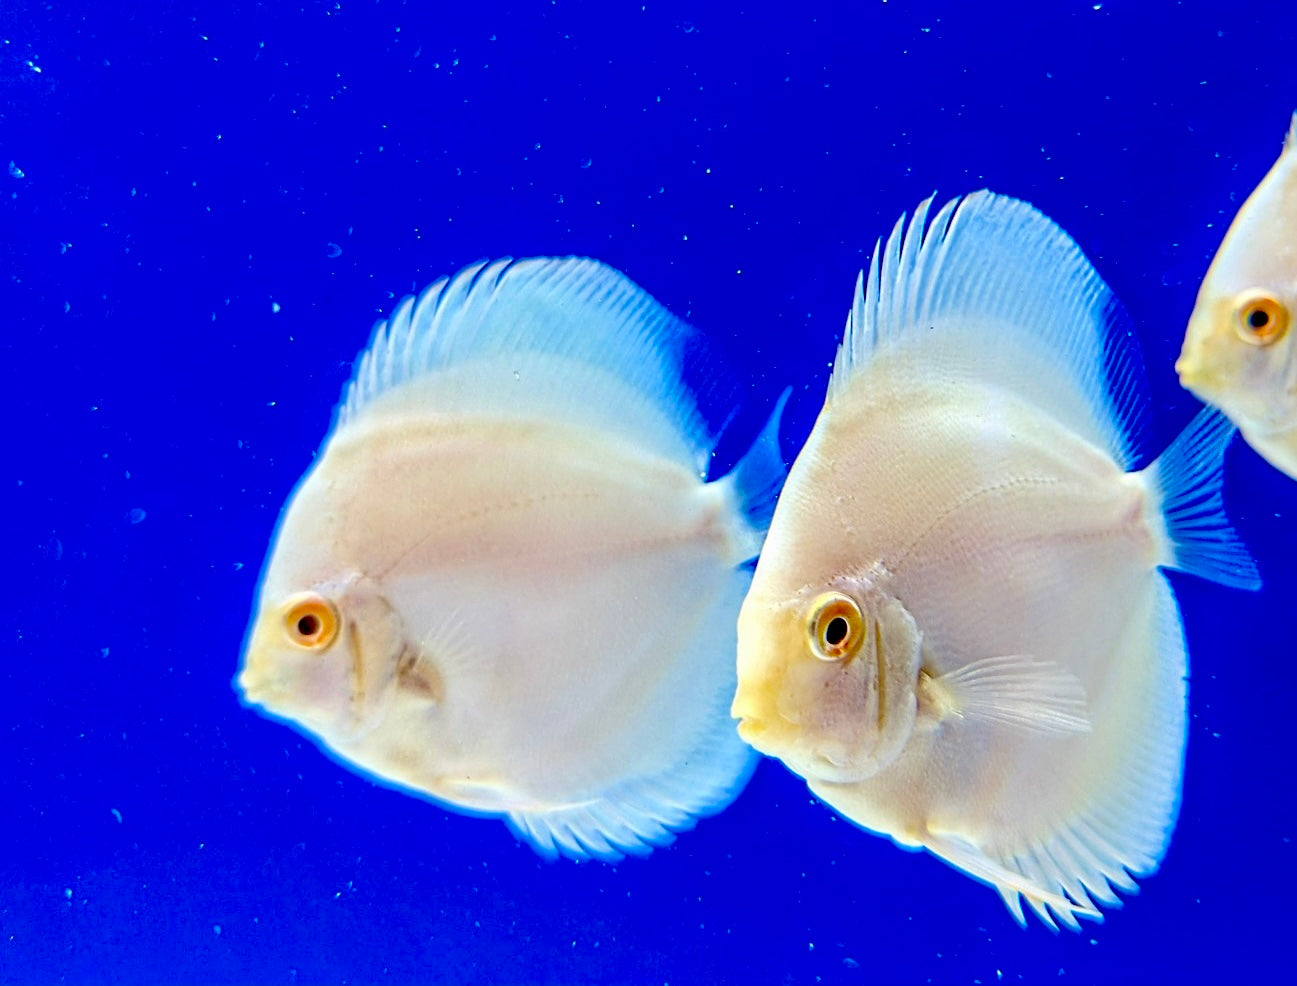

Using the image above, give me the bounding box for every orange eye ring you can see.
[1232,290,1289,347]
[807,592,864,662]
[282,593,339,651]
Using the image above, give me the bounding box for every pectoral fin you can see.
[927,655,1090,736]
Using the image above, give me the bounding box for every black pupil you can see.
[297,614,321,638]
[1248,308,1271,330]
[824,616,849,647]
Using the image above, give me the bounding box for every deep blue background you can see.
[7,2,1297,983]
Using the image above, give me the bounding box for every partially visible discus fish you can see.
[237,258,786,860]
[1178,112,1297,478]
[732,192,1260,929]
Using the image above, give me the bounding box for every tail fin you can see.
[1143,409,1261,591]
[720,388,790,560]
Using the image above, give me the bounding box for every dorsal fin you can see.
[831,192,1151,470]
[335,258,725,474]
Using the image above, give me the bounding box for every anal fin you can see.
[506,791,688,862]
[923,830,1102,931]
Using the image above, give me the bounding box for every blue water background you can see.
[7,2,1296,982]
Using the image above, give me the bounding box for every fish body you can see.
[238,258,785,860]
[733,193,1259,928]
[1178,112,1297,477]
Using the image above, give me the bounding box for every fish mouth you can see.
[1174,341,1223,397]
[234,666,299,722]
[235,662,272,705]
[1174,352,1202,387]
[734,715,780,757]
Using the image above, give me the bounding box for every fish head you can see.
[236,459,413,744]
[235,433,443,751]
[1177,115,1297,428]
[237,573,410,744]
[733,574,921,785]
[1178,282,1297,426]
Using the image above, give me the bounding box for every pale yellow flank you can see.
[237,258,785,861]
[1177,112,1297,477]
[733,193,1259,930]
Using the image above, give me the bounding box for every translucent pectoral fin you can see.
[923,830,1103,931]
[930,655,1091,736]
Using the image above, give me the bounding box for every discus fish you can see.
[732,193,1260,929]
[238,257,786,860]
[1177,112,1297,478]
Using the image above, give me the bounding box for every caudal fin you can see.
[1143,409,1261,591]
[720,388,790,560]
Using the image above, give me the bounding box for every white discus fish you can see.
[732,192,1260,929]
[237,257,786,860]
[1178,112,1297,478]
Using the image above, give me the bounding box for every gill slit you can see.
[874,619,886,735]
[348,621,366,709]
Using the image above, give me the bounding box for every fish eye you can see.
[807,592,865,662]
[282,593,339,651]
[1232,290,1289,346]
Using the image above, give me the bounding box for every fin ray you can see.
[922,830,1100,928]
[959,578,1188,929]
[832,191,1150,470]
[717,388,790,561]
[337,258,728,473]
[1143,408,1261,590]
[935,655,1091,736]
[506,572,759,861]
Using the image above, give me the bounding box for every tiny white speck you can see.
[271,301,281,313]
[8,160,24,178]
